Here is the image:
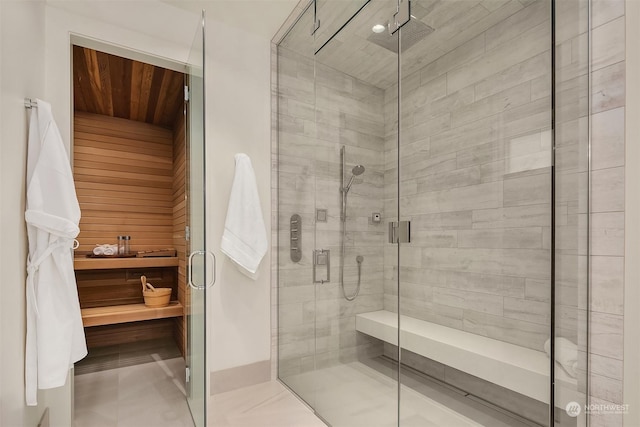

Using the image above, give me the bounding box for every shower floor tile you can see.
[282,361,538,427]
[209,380,327,427]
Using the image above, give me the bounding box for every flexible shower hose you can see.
[340,196,363,301]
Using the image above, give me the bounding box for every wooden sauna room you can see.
[71,45,189,367]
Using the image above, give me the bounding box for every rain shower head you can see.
[366,17,434,54]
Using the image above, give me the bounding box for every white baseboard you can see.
[210,360,271,395]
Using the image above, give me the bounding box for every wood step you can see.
[74,256,179,270]
[81,301,183,327]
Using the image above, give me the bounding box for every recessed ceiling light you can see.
[372,24,386,33]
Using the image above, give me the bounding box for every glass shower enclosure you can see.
[276,0,589,425]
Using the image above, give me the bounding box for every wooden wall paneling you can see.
[108,52,132,120]
[172,108,187,357]
[160,73,185,127]
[73,46,90,113]
[152,70,171,125]
[74,133,173,155]
[72,50,188,356]
[85,319,175,349]
[82,48,105,114]
[145,67,164,125]
[75,111,174,140]
[136,63,155,123]
[76,267,177,308]
[73,112,174,253]
[73,46,183,128]
[129,61,144,122]
[95,50,114,116]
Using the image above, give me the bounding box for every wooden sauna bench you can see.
[81,302,183,327]
[74,256,183,328]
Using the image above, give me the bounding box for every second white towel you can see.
[220,153,268,279]
[544,337,578,378]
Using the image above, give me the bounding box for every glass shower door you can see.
[397,1,553,425]
[312,1,399,426]
[276,1,589,425]
[185,11,208,427]
[277,1,401,425]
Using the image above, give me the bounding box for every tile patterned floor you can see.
[209,381,326,427]
[283,362,482,427]
[74,357,194,427]
[75,358,534,427]
[281,362,537,427]
[75,338,181,376]
[74,358,324,427]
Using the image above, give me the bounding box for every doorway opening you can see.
[71,44,194,426]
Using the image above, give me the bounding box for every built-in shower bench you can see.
[356,310,579,407]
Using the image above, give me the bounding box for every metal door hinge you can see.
[184,85,190,102]
[185,226,191,241]
[389,221,411,243]
[389,0,411,35]
[311,0,320,35]
[186,367,191,383]
[311,18,321,35]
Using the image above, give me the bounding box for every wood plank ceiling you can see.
[73,46,184,129]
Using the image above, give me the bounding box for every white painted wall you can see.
[206,19,273,373]
[44,0,282,396]
[0,1,73,425]
[0,2,283,419]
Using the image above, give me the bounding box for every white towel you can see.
[93,244,117,256]
[103,245,116,256]
[220,153,268,279]
[544,337,578,378]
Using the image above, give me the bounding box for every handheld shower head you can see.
[352,165,365,176]
[344,165,366,193]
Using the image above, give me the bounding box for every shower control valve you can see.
[313,249,330,284]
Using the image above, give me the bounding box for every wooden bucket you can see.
[141,275,172,308]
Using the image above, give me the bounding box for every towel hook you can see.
[24,98,38,109]
[73,239,80,250]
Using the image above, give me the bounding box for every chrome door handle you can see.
[188,250,216,290]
